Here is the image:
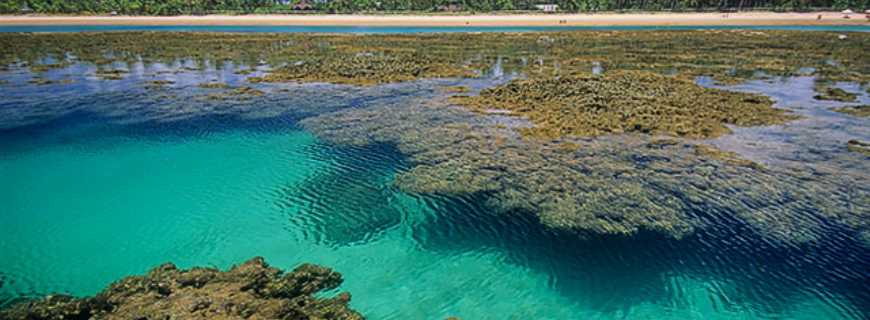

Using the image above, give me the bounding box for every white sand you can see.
[1,12,868,27]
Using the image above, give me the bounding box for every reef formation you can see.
[0,257,363,320]
[1,30,868,91]
[450,71,796,139]
[1,30,868,247]
[302,94,869,245]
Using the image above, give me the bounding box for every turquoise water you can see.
[0,24,868,33]
[1,65,869,319]
[2,110,865,319]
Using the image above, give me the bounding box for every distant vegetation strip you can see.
[0,0,866,15]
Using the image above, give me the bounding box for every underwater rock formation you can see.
[0,257,363,320]
[302,94,869,245]
[450,71,797,139]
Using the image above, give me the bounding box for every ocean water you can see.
[1,63,869,319]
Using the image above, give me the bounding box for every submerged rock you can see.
[814,86,858,102]
[0,257,364,320]
[198,81,231,89]
[95,69,129,81]
[833,104,870,117]
[847,140,870,155]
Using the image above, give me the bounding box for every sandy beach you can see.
[1,12,868,26]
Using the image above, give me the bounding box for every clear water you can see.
[0,24,868,33]
[1,64,869,319]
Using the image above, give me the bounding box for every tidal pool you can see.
[1,32,869,319]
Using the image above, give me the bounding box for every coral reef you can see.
[250,52,475,86]
[1,31,867,247]
[302,95,869,244]
[833,104,870,117]
[0,257,363,320]
[450,71,796,139]
[1,30,867,87]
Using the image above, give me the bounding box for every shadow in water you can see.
[275,142,411,247]
[276,139,870,318]
[408,192,870,318]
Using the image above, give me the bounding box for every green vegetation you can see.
[0,0,866,14]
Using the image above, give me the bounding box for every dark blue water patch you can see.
[0,107,307,159]
[1,24,868,34]
[277,141,412,247]
[404,190,870,318]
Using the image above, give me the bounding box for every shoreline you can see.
[1,12,869,27]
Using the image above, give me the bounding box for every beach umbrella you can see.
[841,9,853,14]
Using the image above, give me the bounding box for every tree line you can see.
[0,0,865,14]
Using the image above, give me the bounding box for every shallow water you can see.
[1,62,869,319]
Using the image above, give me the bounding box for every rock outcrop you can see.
[0,257,363,320]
